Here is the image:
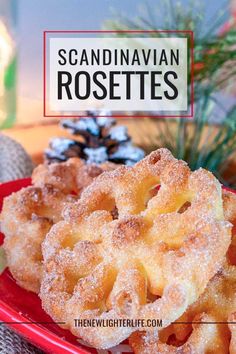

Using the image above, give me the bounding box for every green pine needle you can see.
[105,1,236,188]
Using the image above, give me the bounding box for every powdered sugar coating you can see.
[129,189,236,354]
[0,185,76,293]
[1,158,116,293]
[40,149,231,349]
[32,157,116,194]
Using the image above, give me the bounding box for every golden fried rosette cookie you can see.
[1,158,115,293]
[32,157,116,194]
[129,264,236,354]
[0,185,76,293]
[129,189,236,354]
[40,148,231,349]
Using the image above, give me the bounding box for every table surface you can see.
[2,118,162,164]
[2,118,236,180]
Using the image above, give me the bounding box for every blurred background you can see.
[0,0,236,187]
[0,0,233,124]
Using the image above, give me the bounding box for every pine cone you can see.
[0,133,34,182]
[45,112,145,165]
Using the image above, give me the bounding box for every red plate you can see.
[0,179,235,354]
